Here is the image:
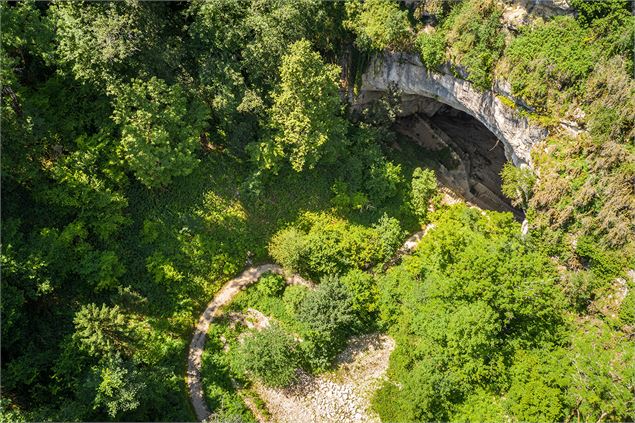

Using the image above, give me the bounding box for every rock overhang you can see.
[358,53,549,167]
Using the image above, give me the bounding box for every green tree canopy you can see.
[254,39,347,172]
[111,77,208,188]
[234,323,300,387]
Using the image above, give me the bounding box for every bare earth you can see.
[253,333,395,423]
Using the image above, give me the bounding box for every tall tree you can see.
[111,77,208,188]
[254,39,347,172]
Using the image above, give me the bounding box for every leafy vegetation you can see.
[268,211,405,279]
[443,0,505,90]
[2,0,634,421]
[372,205,633,422]
[234,323,301,387]
[344,0,411,52]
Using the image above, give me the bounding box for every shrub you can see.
[365,161,403,205]
[575,237,625,281]
[296,276,357,338]
[344,0,411,52]
[340,269,379,326]
[560,270,603,313]
[500,163,536,209]
[270,212,391,278]
[410,167,438,224]
[256,272,286,297]
[503,16,596,113]
[282,285,310,316]
[416,31,446,70]
[372,213,405,259]
[234,323,300,388]
[583,56,635,144]
[298,330,341,373]
[268,227,307,273]
[330,180,369,212]
[444,0,505,90]
[303,212,386,276]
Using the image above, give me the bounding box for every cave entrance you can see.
[391,96,522,218]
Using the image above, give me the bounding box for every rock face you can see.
[359,53,548,166]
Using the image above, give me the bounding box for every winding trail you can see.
[187,229,430,422]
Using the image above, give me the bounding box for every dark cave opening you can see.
[392,100,523,218]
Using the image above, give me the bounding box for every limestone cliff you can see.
[358,53,549,166]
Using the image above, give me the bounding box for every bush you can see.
[503,16,596,112]
[500,163,536,209]
[340,269,379,326]
[416,31,446,70]
[410,167,437,224]
[296,276,357,338]
[365,161,403,205]
[575,237,625,281]
[256,272,286,297]
[372,213,405,259]
[270,212,395,278]
[234,323,300,388]
[344,0,411,52]
[298,330,341,373]
[268,227,307,273]
[282,285,310,316]
[443,0,504,90]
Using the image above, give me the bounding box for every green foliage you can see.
[366,161,404,204]
[444,0,505,90]
[560,270,604,313]
[293,276,360,371]
[567,319,634,421]
[73,304,137,358]
[415,31,446,70]
[255,39,347,172]
[503,16,596,112]
[583,56,635,144]
[410,167,437,223]
[51,1,173,85]
[4,0,635,420]
[234,323,300,387]
[575,237,625,281]
[256,272,286,297]
[504,349,568,422]
[296,276,357,337]
[201,323,255,422]
[340,269,379,326]
[570,0,634,59]
[372,214,405,259]
[373,205,565,421]
[344,0,411,52]
[330,125,407,211]
[530,131,635,251]
[268,212,403,278]
[111,77,208,188]
[89,354,146,419]
[500,163,536,209]
[268,227,307,273]
[282,285,310,316]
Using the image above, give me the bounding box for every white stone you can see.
[358,54,549,167]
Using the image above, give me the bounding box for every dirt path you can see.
[187,228,429,421]
[186,264,311,421]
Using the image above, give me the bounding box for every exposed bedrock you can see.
[393,110,522,218]
[358,53,549,166]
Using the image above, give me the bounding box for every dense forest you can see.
[1,0,633,422]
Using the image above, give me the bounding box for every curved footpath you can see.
[187,229,430,422]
